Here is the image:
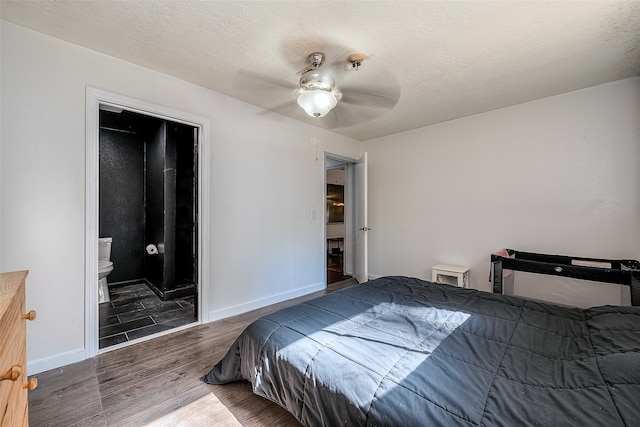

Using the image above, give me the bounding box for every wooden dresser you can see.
[0,271,36,426]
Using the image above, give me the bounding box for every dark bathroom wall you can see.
[145,121,167,290]
[146,122,198,296]
[99,127,145,282]
[163,122,177,291]
[170,124,198,288]
[99,109,197,299]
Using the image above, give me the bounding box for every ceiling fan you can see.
[234,50,400,128]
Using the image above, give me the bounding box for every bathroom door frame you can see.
[85,87,211,358]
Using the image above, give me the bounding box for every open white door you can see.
[355,152,369,282]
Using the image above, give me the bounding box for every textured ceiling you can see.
[2,1,639,141]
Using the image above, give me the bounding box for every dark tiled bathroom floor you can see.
[99,282,197,349]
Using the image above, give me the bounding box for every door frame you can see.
[85,87,211,357]
[354,152,368,283]
[324,153,357,283]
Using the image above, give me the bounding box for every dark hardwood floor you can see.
[327,252,352,284]
[28,278,358,426]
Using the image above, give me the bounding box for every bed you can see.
[202,275,640,426]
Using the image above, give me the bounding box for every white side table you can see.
[432,264,470,288]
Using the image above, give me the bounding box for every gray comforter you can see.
[201,276,640,426]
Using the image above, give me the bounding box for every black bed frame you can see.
[491,249,640,306]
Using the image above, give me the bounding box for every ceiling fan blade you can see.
[257,99,299,116]
[232,69,298,114]
[322,105,355,129]
[340,86,401,110]
[233,69,297,99]
[323,102,383,129]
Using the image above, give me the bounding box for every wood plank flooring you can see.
[28,278,358,426]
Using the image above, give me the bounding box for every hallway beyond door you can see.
[327,253,352,284]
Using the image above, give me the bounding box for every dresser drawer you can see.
[0,271,31,427]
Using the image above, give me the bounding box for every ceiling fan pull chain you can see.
[314,125,319,161]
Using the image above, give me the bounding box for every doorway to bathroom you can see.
[97,106,199,349]
[86,88,210,357]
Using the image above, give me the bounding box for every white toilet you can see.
[98,237,114,304]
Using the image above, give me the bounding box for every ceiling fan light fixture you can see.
[297,89,338,118]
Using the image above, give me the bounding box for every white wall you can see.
[0,21,361,372]
[365,77,640,307]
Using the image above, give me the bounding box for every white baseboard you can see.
[28,348,86,375]
[368,274,381,280]
[208,282,325,322]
